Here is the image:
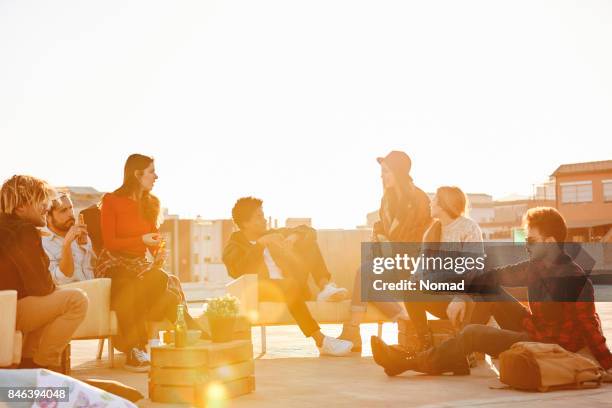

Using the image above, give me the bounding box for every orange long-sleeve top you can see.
[100,193,157,256]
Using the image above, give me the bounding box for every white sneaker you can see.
[317,283,348,302]
[318,336,353,357]
[124,348,151,373]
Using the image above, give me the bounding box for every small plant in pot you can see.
[205,294,240,343]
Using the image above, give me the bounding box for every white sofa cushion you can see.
[60,279,117,339]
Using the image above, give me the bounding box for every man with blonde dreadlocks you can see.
[0,175,88,372]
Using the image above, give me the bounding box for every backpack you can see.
[498,342,604,392]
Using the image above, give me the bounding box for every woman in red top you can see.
[101,184,160,256]
[100,154,199,372]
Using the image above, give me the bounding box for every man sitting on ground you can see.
[223,196,353,356]
[42,193,96,284]
[371,207,612,377]
[0,175,88,371]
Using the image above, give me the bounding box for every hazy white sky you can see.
[1,0,611,228]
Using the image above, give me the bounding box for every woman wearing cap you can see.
[338,151,432,351]
[406,186,484,351]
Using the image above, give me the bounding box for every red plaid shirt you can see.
[494,254,612,370]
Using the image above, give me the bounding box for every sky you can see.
[1,0,611,228]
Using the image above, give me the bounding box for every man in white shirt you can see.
[42,193,96,284]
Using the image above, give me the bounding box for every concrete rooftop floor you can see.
[67,299,612,408]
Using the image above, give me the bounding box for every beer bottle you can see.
[174,304,188,348]
[77,214,88,246]
[155,237,166,267]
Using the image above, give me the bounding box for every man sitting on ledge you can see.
[371,207,612,377]
[223,196,353,356]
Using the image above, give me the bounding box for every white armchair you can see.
[0,290,22,367]
[1,280,117,369]
[60,278,117,366]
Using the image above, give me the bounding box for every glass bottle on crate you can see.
[174,304,187,348]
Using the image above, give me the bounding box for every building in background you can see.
[479,195,556,241]
[464,193,494,224]
[552,160,612,242]
[285,218,312,228]
[534,180,556,201]
[160,216,234,283]
[55,186,104,215]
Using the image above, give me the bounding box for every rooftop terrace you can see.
[66,300,612,407]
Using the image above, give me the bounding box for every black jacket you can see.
[0,214,55,299]
[222,226,314,280]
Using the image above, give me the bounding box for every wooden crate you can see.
[149,340,255,406]
[150,360,254,386]
[149,376,255,405]
[151,340,253,368]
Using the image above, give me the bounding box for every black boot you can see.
[371,336,418,377]
[371,336,470,377]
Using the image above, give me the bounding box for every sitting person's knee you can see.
[64,288,89,316]
[460,323,484,339]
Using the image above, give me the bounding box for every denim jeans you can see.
[421,288,531,373]
[259,277,320,337]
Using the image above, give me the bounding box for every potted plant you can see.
[205,294,240,343]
